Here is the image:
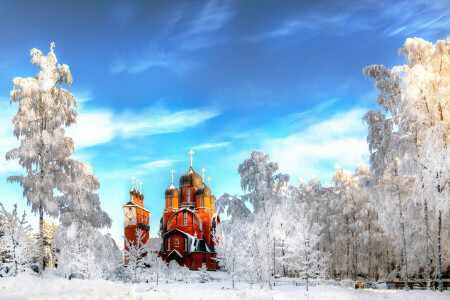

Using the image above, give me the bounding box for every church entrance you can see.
[167,250,183,265]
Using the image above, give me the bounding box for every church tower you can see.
[123,177,150,265]
[160,150,220,270]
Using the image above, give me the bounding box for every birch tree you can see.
[6,43,77,278]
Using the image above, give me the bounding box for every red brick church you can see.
[123,151,219,269]
[159,150,220,270]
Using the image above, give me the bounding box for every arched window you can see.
[184,237,188,251]
[187,189,191,201]
[169,198,172,207]
[183,212,187,226]
[201,197,204,207]
[167,237,170,251]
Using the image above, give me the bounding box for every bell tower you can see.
[123,177,150,265]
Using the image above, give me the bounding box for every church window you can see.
[187,189,191,201]
[183,212,187,226]
[201,198,204,207]
[169,198,172,207]
[175,238,179,247]
[167,238,170,251]
[184,237,188,251]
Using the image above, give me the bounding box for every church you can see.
[123,151,220,270]
[159,150,220,270]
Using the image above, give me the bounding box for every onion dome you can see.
[179,167,203,188]
[195,183,211,197]
[165,183,180,198]
[211,195,216,202]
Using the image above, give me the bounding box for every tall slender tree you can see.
[6,43,77,277]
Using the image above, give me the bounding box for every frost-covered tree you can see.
[146,250,168,285]
[0,203,35,276]
[213,220,246,288]
[364,37,449,291]
[279,218,328,292]
[53,161,113,279]
[124,228,147,283]
[199,263,210,283]
[6,43,81,278]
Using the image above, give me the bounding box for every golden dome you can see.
[211,195,216,202]
[165,183,180,198]
[179,167,203,188]
[196,183,211,197]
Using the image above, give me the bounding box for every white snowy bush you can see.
[0,203,36,276]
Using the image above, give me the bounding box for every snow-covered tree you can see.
[124,228,147,283]
[146,250,168,285]
[279,218,328,291]
[0,203,35,276]
[364,37,449,291]
[6,43,77,277]
[168,260,181,281]
[199,263,209,283]
[213,220,246,288]
[53,160,113,279]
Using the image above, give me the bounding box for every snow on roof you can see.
[122,201,149,213]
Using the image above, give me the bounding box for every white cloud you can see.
[263,108,369,182]
[0,101,21,174]
[1,97,220,173]
[139,159,178,169]
[65,106,219,148]
[192,141,231,150]
[120,108,220,137]
[67,109,115,148]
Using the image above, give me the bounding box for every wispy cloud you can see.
[110,0,235,74]
[139,159,179,169]
[263,108,368,182]
[98,159,179,181]
[246,0,450,43]
[0,101,21,174]
[119,107,220,137]
[192,141,231,150]
[66,105,220,148]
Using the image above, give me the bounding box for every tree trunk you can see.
[398,194,408,291]
[423,196,430,289]
[39,202,44,278]
[437,210,443,292]
[306,274,309,292]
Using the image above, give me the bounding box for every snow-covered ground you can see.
[0,271,447,300]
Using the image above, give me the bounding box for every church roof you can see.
[162,228,215,254]
[195,183,211,197]
[179,167,203,188]
[191,239,215,253]
[122,201,149,212]
[165,183,180,198]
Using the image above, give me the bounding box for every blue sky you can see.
[0,0,449,245]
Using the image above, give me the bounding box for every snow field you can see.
[0,271,448,300]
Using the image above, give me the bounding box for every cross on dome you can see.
[188,150,194,167]
[207,177,211,187]
[170,169,175,184]
[131,176,135,189]
[201,168,207,182]
[139,181,143,193]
